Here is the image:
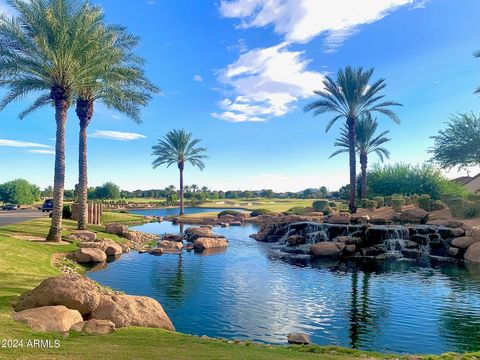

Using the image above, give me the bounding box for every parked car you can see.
[2,204,19,211]
[41,199,54,212]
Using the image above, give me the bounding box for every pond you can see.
[87,220,480,355]
[129,207,242,217]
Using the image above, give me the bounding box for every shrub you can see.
[366,200,377,211]
[285,207,309,216]
[328,201,337,208]
[464,203,480,218]
[418,194,431,211]
[410,194,419,206]
[392,198,405,212]
[467,194,480,202]
[250,208,273,217]
[367,163,469,200]
[384,196,393,206]
[374,196,384,208]
[445,198,469,217]
[431,200,446,211]
[217,210,243,218]
[403,196,411,205]
[312,200,329,212]
[360,198,368,208]
[63,204,72,219]
[322,207,333,215]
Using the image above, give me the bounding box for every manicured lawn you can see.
[0,217,471,360]
[200,198,317,212]
[100,211,145,225]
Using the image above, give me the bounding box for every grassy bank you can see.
[200,198,316,212]
[0,217,469,359]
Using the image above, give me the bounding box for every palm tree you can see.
[152,130,207,215]
[475,50,480,94]
[191,184,199,193]
[305,66,401,213]
[330,114,391,198]
[74,24,159,230]
[0,0,107,241]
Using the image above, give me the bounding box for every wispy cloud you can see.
[0,139,51,148]
[220,0,428,48]
[29,149,55,155]
[89,130,146,141]
[212,43,325,122]
[0,0,14,16]
[193,74,204,82]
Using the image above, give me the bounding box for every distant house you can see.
[453,175,480,193]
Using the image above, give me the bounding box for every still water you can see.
[129,207,242,217]
[88,220,480,354]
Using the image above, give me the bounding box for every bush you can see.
[360,198,368,209]
[312,200,329,212]
[0,179,41,205]
[217,210,243,218]
[384,196,393,206]
[63,204,72,219]
[392,198,405,212]
[322,207,333,215]
[403,196,412,205]
[464,203,480,218]
[374,196,384,208]
[467,194,480,202]
[410,194,419,206]
[367,163,469,200]
[366,200,376,211]
[285,207,309,215]
[431,200,446,211]
[328,201,337,208]
[250,208,273,217]
[418,194,431,211]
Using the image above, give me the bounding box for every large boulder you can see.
[287,332,311,345]
[13,306,82,332]
[105,224,128,236]
[79,240,123,256]
[14,274,102,315]
[157,240,183,253]
[184,227,224,242]
[73,319,116,335]
[451,236,477,250]
[464,242,480,264]
[324,214,351,225]
[90,294,175,331]
[398,208,429,224]
[66,230,97,242]
[193,237,228,251]
[287,235,306,245]
[71,248,107,263]
[310,242,345,257]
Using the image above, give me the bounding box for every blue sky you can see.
[0,0,479,192]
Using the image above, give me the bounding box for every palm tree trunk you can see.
[179,162,184,215]
[360,152,368,199]
[76,99,94,230]
[46,97,68,242]
[347,117,357,213]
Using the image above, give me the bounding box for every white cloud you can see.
[212,42,325,122]
[220,0,427,48]
[0,0,13,17]
[193,74,204,82]
[0,139,51,148]
[29,149,55,155]
[89,130,146,141]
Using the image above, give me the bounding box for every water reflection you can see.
[87,221,480,354]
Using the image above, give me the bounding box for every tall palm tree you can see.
[0,0,106,241]
[152,130,207,215]
[74,24,159,230]
[191,184,199,193]
[305,66,401,213]
[330,114,391,198]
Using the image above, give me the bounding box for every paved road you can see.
[0,210,47,226]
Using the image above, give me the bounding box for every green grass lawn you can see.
[0,217,470,359]
[200,198,316,212]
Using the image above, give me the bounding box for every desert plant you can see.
[392,198,405,212]
[374,196,384,208]
[418,194,431,211]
